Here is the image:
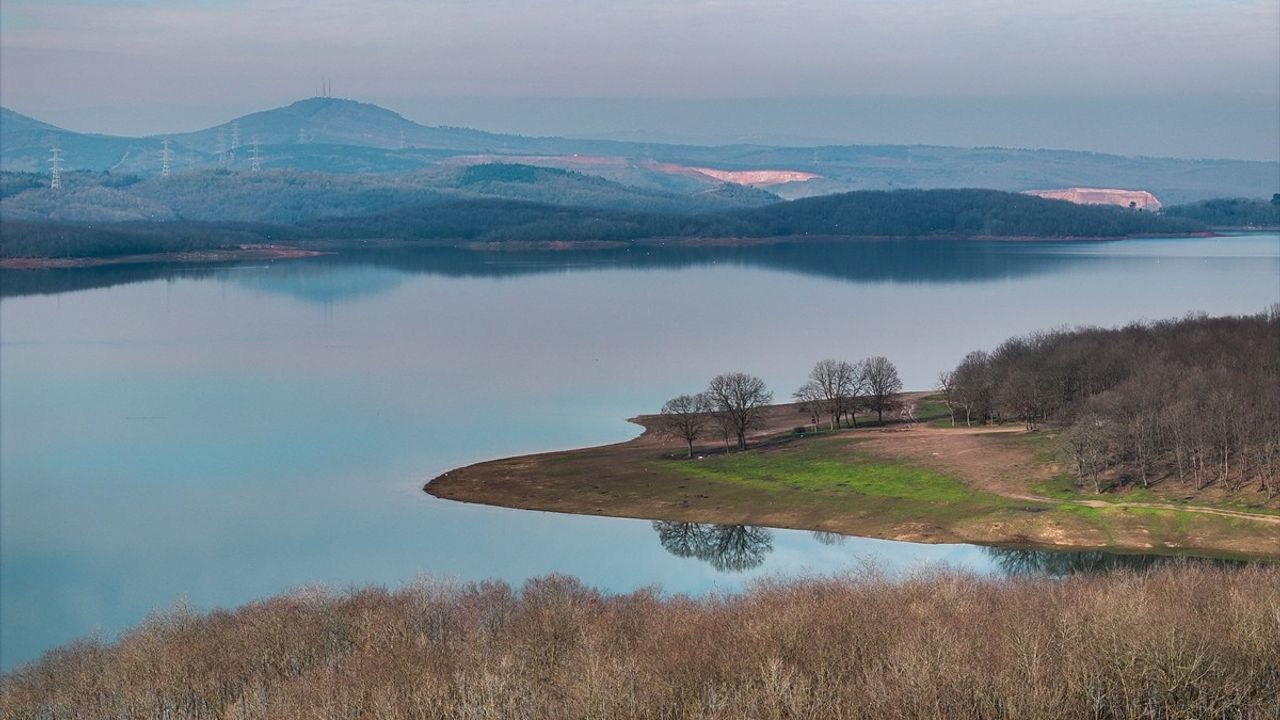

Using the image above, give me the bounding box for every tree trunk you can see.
[736,431,747,450]
[686,440,694,458]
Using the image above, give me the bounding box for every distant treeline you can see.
[1163,196,1280,228]
[313,188,1203,243]
[2,187,1205,259]
[0,165,776,225]
[0,220,283,259]
[3,566,1276,718]
[939,311,1280,496]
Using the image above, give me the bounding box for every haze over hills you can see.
[3,97,1278,204]
[0,162,783,225]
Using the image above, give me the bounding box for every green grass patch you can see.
[913,395,954,426]
[662,436,1014,523]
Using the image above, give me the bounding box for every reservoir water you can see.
[2,234,1278,669]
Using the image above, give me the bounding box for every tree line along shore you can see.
[429,311,1280,557]
[1,185,1216,261]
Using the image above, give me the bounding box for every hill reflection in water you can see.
[1,238,1096,301]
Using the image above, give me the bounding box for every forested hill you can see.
[1163,197,1280,228]
[731,189,1199,238]
[1,189,1205,259]
[0,165,780,224]
[310,188,1202,243]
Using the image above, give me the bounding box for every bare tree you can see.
[953,350,992,426]
[706,372,773,450]
[936,370,958,426]
[1068,413,1112,493]
[792,380,823,431]
[807,359,860,430]
[658,393,713,458]
[860,356,902,425]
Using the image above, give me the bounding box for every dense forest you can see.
[0,220,275,259]
[3,566,1276,719]
[939,311,1280,497]
[1,183,1206,259]
[731,188,1203,238]
[1163,196,1280,227]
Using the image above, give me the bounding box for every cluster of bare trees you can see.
[792,357,902,429]
[658,360,903,457]
[937,310,1280,496]
[659,372,774,456]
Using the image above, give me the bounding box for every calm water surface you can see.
[2,234,1277,668]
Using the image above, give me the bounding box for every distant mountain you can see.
[1,108,61,136]
[0,108,207,175]
[3,97,1278,203]
[168,97,537,153]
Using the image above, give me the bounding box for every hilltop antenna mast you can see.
[160,138,173,178]
[250,137,261,172]
[49,145,63,189]
[399,128,406,150]
[217,128,227,168]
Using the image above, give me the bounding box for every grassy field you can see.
[652,438,1014,526]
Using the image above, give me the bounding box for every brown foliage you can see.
[3,565,1278,719]
[953,311,1280,496]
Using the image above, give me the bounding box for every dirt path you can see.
[855,425,1280,525]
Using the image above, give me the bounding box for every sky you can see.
[2,0,1278,159]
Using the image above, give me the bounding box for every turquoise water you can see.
[2,234,1277,669]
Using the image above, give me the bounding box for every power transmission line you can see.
[49,145,63,189]
[160,139,172,178]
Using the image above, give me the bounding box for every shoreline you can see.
[1,230,1223,267]
[425,398,1280,559]
[0,244,328,270]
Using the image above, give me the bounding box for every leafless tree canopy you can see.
[800,359,862,430]
[792,380,824,430]
[936,370,958,426]
[706,372,773,450]
[658,393,713,458]
[949,310,1280,497]
[860,356,903,424]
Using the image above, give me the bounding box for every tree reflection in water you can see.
[983,547,1249,578]
[810,531,847,546]
[651,522,774,572]
[650,525,1255,578]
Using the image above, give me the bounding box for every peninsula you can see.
[429,313,1280,559]
[426,398,1279,558]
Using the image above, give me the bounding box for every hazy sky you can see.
[2,0,1278,159]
